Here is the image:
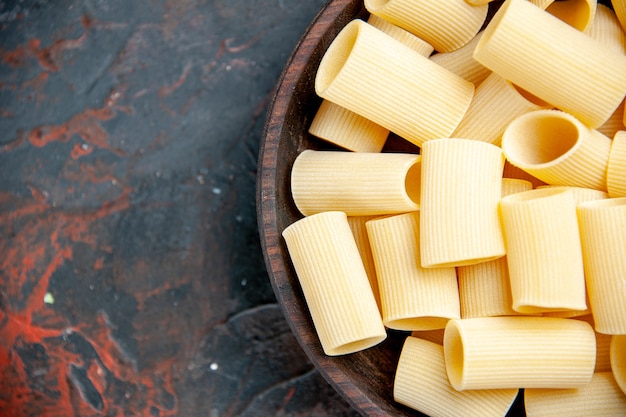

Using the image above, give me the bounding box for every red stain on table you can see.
[28,89,127,157]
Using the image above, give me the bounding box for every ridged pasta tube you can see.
[577,197,626,335]
[420,138,505,268]
[364,0,488,52]
[315,19,474,148]
[499,187,587,314]
[290,150,421,216]
[501,110,612,191]
[366,212,460,331]
[444,317,596,390]
[474,0,626,129]
[282,211,386,355]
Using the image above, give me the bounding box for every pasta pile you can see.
[282,0,626,415]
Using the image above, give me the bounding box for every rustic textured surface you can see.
[0,0,360,415]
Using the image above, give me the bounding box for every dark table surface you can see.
[0,0,360,415]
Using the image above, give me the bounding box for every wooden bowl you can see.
[257,0,613,415]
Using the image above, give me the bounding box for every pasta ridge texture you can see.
[444,317,597,390]
[282,212,386,355]
[364,0,488,52]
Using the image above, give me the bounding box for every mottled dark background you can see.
[0,0,360,415]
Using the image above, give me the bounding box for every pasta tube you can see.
[394,337,519,417]
[577,197,626,335]
[364,0,488,52]
[366,212,460,331]
[452,72,549,145]
[474,0,626,129]
[308,100,389,153]
[282,211,386,355]
[499,188,587,314]
[611,335,626,395]
[429,32,491,86]
[534,187,606,318]
[290,150,421,216]
[316,19,474,148]
[525,372,626,416]
[501,109,612,191]
[457,178,532,319]
[607,131,626,198]
[420,138,505,268]
[444,317,596,390]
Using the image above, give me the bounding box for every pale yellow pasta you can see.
[411,328,445,345]
[457,178,532,319]
[613,0,626,32]
[452,73,549,145]
[525,372,626,417]
[444,317,596,390]
[611,335,626,395]
[315,19,474,148]
[429,32,492,86]
[394,337,519,417]
[532,187,606,318]
[499,188,587,314]
[501,110,612,191]
[366,14,434,56]
[607,131,626,197]
[308,100,389,153]
[347,215,382,312]
[543,0,597,31]
[474,0,626,129]
[282,211,386,356]
[465,0,494,4]
[577,197,626,335]
[420,138,505,268]
[364,0,488,52]
[366,212,460,331]
[587,4,626,54]
[290,150,421,216]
